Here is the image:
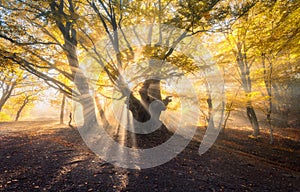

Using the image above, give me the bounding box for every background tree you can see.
[0,66,25,112]
[210,0,300,137]
[1,73,45,121]
[0,0,98,128]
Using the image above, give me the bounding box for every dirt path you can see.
[0,121,299,191]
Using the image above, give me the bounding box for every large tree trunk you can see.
[128,79,162,122]
[64,34,98,130]
[77,94,97,129]
[246,105,260,137]
[0,81,16,112]
[0,98,7,112]
[126,79,172,129]
[127,93,150,122]
[51,1,98,130]
[124,79,173,148]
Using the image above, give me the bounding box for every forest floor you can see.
[0,121,299,191]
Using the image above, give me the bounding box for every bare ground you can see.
[0,121,299,191]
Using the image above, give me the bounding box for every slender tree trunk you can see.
[223,86,240,131]
[223,102,233,130]
[204,79,215,129]
[15,96,30,121]
[68,112,74,129]
[235,42,260,136]
[206,97,215,128]
[267,113,274,143]
[60,95,66,124]
[262,53,274,143]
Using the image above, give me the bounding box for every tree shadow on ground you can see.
[0,123,299,191]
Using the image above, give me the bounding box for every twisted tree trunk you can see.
[124,79,173,148]
[127,79,161,122]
